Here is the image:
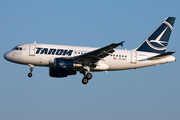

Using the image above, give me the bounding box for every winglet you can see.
[119,41,125,47]
[111,41,125,48]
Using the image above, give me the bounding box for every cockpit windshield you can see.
[12,46,22,51]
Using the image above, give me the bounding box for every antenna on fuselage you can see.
[34,41,36,44]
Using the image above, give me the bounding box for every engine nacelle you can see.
[50,58,76,78]
[49,67,76,78]
[54,58,74,70]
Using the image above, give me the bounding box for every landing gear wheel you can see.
[82,78,88,85]
[28,64,34,78]
[80,71,93,85]
[28,73,32,77]
[86,73,92,80]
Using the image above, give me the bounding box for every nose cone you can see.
[4,52,12,61]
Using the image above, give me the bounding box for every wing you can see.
[74,41,124,64]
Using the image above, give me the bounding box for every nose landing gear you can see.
[28,64,34,78]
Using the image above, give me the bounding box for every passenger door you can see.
[29,44,36,56]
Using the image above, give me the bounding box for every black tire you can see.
[82,78,88,84]
[28,73,32,77]
[86,73,92,80]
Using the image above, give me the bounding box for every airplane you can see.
[4,17,176,84]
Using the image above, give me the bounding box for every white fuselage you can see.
[4,43,176,72]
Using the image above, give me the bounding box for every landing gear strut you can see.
[80,71,93,85]
[28,64,34,78]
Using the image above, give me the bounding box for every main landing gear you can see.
[80,71,93,85]
[28,64,34,78]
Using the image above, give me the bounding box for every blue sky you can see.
[1,0,180,120]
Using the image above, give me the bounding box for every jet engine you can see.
[54,58,74,70]
[49,58,77,78]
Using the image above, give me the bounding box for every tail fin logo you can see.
[136,17,175,53]
[146,27,169,51]
[149,26,168,47]
[146,21,173,51]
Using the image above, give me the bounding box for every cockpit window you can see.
[12,47,22,51]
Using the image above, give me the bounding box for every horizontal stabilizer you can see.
[148,51,175,60]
